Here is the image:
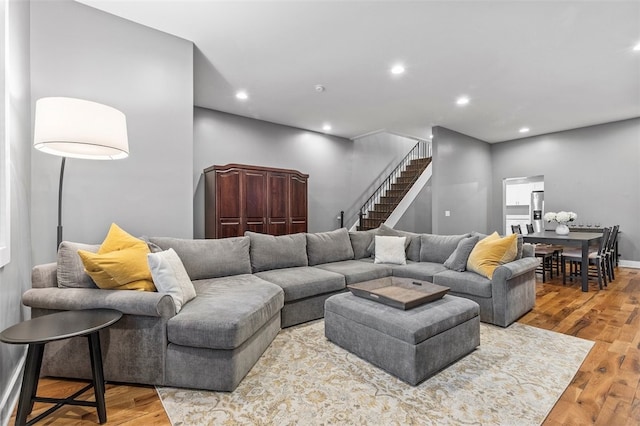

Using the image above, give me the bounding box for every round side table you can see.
[0,309,122,425]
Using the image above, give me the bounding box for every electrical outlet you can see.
[445,210,451,217]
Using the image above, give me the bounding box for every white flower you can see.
[544,211,577,224]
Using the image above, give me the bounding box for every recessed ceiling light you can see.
[519,127,530,133]
[456,96,470,106]
[391,64,405,75]
[235,91,248,100]
[322,123,332,131]
[633,42,640,51]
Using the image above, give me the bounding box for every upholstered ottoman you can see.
[324,292,480,385]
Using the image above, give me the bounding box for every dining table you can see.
[523,231,603,292]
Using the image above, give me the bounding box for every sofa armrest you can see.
[490,257,540,327]
[32,263,58,288]
[492,257,540,282]
[22,287,176,318]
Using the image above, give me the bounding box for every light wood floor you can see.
[10,267,640,425]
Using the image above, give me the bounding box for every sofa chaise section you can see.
[165,274,283,391]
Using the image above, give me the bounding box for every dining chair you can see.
[516,224,558,282]
[604,225,619,282]
[523,223,562,278]
[561,227,610,289]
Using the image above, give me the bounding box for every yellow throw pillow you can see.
[466,232,518,279]
[78,223,156,291]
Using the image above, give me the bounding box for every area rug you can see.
[157,320,593,425]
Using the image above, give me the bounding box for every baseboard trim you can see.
[0,348,26,426]
[619,260,640,269]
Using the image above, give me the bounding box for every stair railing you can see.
[357,140,431,228]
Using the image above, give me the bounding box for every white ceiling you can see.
[78,0,640,142]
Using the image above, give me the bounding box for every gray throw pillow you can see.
[471,231,488,240]
[246,232,308,272]
[419,233,470,264]
[516,234,524,259]
[349,228,378,259]
[57,241,100,288]
[150,236,252,279]
[443,236,480,272]
[307,228,355,266]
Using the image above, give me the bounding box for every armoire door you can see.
[267,172,289,235]
[289,174,308,234]
[243,170,267,234]
[214,168,242,238]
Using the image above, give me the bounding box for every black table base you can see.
[15,332,107,425]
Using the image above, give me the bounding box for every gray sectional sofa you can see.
[22,226,539,391]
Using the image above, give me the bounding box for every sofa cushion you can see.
[315,260,392,285]
[149,236,251,280]
[466,232,518,279]
[373,235,407,265]
[306,228,355,266]
[419,233,470,264]
[443,236,480,272]
[256,267,345,302]
[390,261,448,281]
[246,232,308,273]
[57,241,100,289]
[432,270,492,298]
[167,274,284,350]
[147,248,196,313]
[349,228,378,259]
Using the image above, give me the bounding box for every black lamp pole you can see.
[57,157,66,250]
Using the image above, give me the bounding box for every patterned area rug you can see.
[157,320,593,425]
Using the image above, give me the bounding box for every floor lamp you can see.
[33,97,129,249]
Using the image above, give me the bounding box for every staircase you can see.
[357,153,431,231]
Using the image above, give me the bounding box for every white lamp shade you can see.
[34,97,129,160]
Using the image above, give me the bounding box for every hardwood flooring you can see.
[521,266,640,425]
[10,267,640,425]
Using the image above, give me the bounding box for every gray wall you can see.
[431,126,492,234]
[30,0,194,264]
[491,118,640,262]
[193,109,420,236]
[346,132,418,227]
[0,0,32,423]
[193,108,353,236]
[395,179,432,233]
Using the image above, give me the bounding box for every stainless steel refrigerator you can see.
[530,190,544,232]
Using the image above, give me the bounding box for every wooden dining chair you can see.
[605,225,619,282]
[519,223,560,281]
[561,227,610,289]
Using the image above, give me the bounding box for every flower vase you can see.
[555,223,570,235]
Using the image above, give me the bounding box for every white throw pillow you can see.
[147,248,196,312]
[374,235,407,265]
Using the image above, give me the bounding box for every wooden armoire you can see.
[204,163,308,238]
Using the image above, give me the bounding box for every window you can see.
[0,0,10,268]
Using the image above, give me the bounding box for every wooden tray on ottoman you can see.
[347,277,449,310]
